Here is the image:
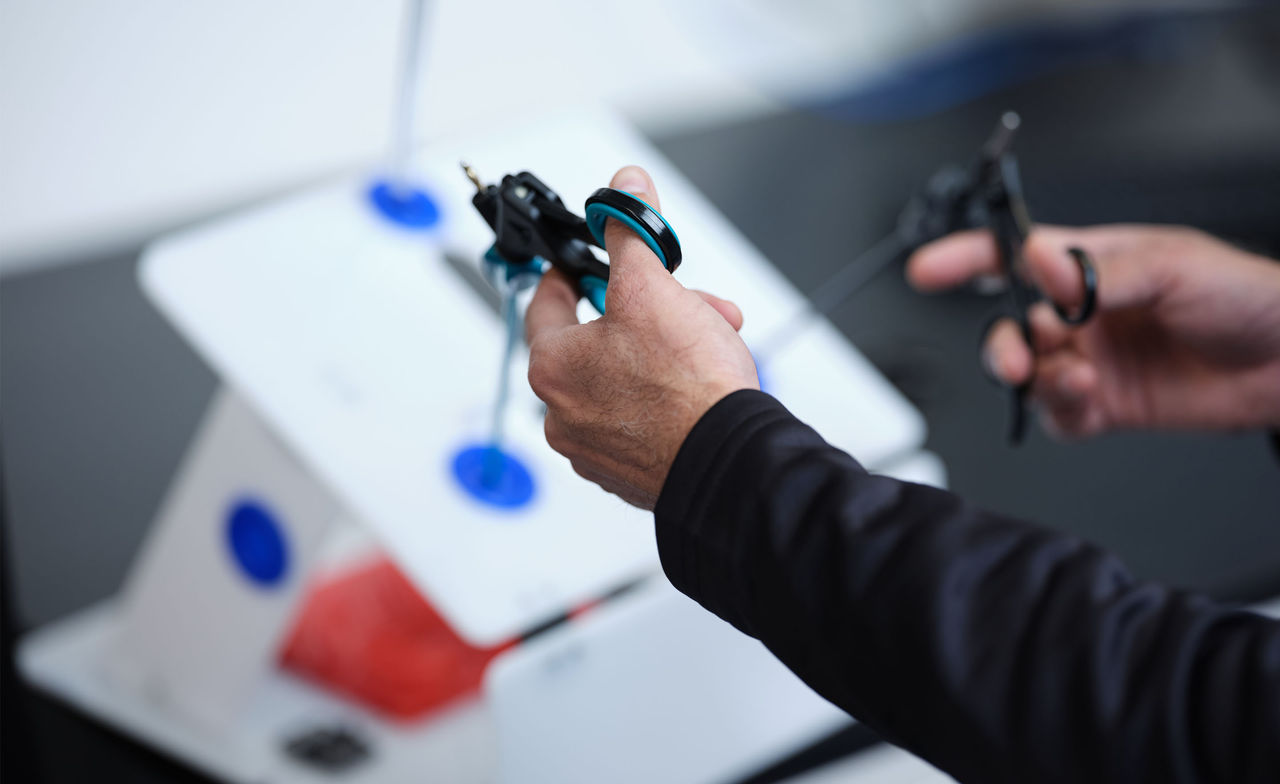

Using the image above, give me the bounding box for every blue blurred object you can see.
[225,498,290,587]
[367,180,441,229]
[452,445,536,510]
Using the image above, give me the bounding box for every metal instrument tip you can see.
[982,111,1022,162]
[461,162,485,193]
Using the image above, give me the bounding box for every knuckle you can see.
[527,357,552,399]
[543,414,573,455]
[527,344,565,400]
[1152,225,1210,258]
[570,461,598,483]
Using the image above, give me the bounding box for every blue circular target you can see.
[225,498,289,587]
[367,180,441,229]
[451,445,535,510]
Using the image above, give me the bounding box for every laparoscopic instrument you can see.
[898,112,1098,444]
[459,164,683,495]
[768,111,1099,446]
[462,165,682,314]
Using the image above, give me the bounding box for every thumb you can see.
[601,165,677,307]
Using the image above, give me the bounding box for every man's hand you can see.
[907,224,1280,437]
[524,166,759,509]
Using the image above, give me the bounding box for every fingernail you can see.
[612,166,650,194]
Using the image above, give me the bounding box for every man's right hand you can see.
[906,224,1280,438]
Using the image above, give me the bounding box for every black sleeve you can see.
[654,390,1280,784]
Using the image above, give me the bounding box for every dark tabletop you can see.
[4,7,1280,783]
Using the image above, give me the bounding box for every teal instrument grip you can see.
[483,245,544,281]
[584,198,678,272]
[579,275,608,314]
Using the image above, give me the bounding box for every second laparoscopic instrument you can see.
[898,112,1098,444]
[766,112,1099,446]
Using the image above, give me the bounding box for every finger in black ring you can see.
[1053,247,1097,325]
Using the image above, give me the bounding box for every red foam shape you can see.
[281,555,516,721]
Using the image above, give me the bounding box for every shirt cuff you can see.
[653,388,801,636]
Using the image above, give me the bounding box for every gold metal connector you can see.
[461,161,485,193]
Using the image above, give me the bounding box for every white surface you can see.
[763,320,929,465]
[486,577,849,784]
[139,107,925,645]
[2,0,1176,271]
[0,1,404,270]
[0,0,781,270]
[1252,597,1280,619]
[107,389,340,731]
[18,602,496,784]
[876,450,949,489]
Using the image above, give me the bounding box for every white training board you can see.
[141,107,924,645]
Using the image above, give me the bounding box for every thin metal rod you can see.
[481,271,541,486]
[482,283,522,485]
[389,0,429,194]
[754,231,904,363]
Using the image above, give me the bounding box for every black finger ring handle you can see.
[583,188,683,274]
[1053,247,1097,325]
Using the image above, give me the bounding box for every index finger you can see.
[524,267,580,346]
[905,229,1001,292]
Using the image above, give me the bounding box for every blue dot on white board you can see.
[367,179,441,229]
[225,498,289,587]
[451,445,536,511]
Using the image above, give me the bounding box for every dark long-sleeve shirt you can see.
[653,390,1280,784]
